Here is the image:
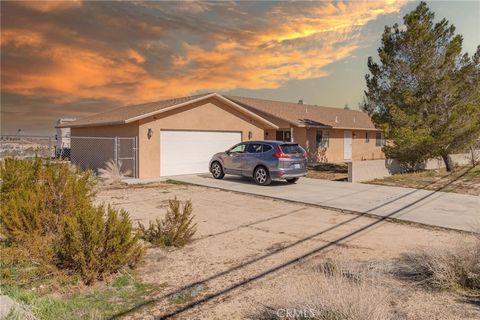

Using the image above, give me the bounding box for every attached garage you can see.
[159,130,241,176]
[64,93,278,178]
[62,92,383,178]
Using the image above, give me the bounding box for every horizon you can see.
[1,0,479,135]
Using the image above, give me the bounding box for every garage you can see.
[62,93,278,178]
[160,130,241,176]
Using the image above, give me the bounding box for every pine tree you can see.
[363,2,480,171]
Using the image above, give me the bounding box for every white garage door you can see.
[160,130,241,176]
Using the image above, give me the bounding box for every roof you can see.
[226,95,377,130]
[60,92,377,131]
[59,93,212,128]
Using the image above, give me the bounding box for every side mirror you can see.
[225,150,231,155]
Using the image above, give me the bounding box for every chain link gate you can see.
[70,136,138,178]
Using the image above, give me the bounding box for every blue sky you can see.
[1,1,479,134]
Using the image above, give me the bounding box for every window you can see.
[229,143,246,153]
[262,144,273,152]
[247,143,263,153]
[365,132,370,143]
[375,132,385,146]
[276,130,291,142]
[316,130,329,149]
[280,144,305,154]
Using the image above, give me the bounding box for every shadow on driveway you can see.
[110,168,474,319]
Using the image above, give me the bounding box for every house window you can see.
[375,132,385,146]
[365,132,369,143]
[276,130,291,142]
[316,130,329,149]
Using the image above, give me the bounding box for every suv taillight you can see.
[272,145,292,158]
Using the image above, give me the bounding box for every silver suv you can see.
[209,140,307,185]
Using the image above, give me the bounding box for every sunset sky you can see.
[1,1,479,135]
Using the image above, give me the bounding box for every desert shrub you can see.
[98,159,131,185]
[252,259,392,320]
[0,158,143,285]
[56,205,144,284]
[0,158,95,243]
[139,198,196,247]
[398,238,480,292]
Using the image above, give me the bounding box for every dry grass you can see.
[397,237,480,293]
[307,163,348,181]
[368,166,480,196]
[97,160,131,185]
[251,259,393,320]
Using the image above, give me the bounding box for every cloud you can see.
[15,0,82,13]
[1,0,408,133]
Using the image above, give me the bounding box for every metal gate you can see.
[70,136,138,178]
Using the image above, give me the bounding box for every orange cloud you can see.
[16,0,82,12]
[1,29,43,48]
[1,0,407,105]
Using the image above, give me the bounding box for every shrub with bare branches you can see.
[251,259,392,320]
[398,237,480,292]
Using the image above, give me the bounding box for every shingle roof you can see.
[225,95,377,130]
[60,93,212,127]
[60,92,377,130]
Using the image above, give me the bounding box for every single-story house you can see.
[59,92,384,178]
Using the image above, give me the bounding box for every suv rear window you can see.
[280,144,304,154]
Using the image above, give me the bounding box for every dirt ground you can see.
[96,183,480,320]
[307,163,348,181]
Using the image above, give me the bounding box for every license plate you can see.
[293,163,301,169]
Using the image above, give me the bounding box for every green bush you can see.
[0,158,143,285]
[139,198,196,247]
[0,158,95,243]
[56,205,144,284]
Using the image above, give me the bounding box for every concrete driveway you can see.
[171,174,480,232]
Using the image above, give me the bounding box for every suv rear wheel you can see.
[254,166,271,186]
[286,177,299,184]
[211,161,225,179]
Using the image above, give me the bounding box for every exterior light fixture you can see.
[147,128,153,139]
[248,131,253,139]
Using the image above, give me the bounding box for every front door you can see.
[343,130,352,160]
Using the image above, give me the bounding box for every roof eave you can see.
[225,97,298,128]
[56,121,126,128]
[124,93,279,129]
[330,126,380,131]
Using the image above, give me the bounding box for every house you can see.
[55,118,76,158]
[59,93,384,178]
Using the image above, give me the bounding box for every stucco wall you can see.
[71,123,139,137]
[303,128,383,163]
[351,130,384,160]
[348,152,475,182]
[138,98,266,178]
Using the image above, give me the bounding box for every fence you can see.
[0,135,55,159]
[0,135,138,178]
[70,136,137,178]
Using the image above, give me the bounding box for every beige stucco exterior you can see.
[137,97,266,177]
[265,126,384,163]
[69,96,383,178]
[303,128,384,162]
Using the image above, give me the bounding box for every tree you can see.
[363,2,480,171]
